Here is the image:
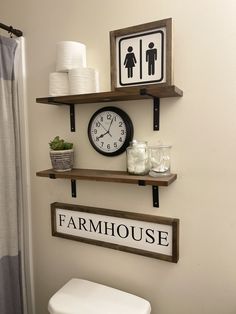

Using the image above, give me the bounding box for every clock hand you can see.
[97,118,114,139]
[96,133,106,140]
[102,118,114,138]
[96,118,109,133]
[95,117,113,139]
[96,130,112,140]
[107,118,114,134]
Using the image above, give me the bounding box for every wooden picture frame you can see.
[110,18,172,90]
[51,202,179,263]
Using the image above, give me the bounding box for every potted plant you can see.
[49,136,74,172]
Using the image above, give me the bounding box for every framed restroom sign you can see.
[110,18,172,90]
[51,202,179,263]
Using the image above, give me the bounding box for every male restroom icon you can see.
[146,42,157,75]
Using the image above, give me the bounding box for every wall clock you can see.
[88,106,134,156]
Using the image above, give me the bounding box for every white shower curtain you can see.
[0,35,33,314]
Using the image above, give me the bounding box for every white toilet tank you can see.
[48,278,151,314]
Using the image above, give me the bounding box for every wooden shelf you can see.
[36,84,183,132]
[36,168,177,208]
[36,84,181,207]
[36,168,177,186]
[36,85,183,105]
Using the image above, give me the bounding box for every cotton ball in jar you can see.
[126,140,150,175]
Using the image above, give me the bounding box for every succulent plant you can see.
[49,136,73,150]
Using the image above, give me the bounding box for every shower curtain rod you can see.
[0,22,23,37]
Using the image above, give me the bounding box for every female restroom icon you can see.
[124,46,137,78]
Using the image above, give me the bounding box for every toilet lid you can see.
[48,278,151,314]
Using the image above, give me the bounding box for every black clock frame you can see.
[88,106,134,156]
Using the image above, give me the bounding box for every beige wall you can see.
[2,0,236,313]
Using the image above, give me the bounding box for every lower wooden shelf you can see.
[36,168,177,185]
[36,168,177,208]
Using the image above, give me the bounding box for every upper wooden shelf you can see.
[36,85,183,106]
[36,168,177,187]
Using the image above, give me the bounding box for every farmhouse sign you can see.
[51,202,179,263]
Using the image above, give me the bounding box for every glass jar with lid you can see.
[149,144,172,176]
[126,140,150,175]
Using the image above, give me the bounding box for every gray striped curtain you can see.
[0,35,23,314]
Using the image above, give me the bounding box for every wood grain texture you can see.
[36,84,183,106]
[36,168,177,186]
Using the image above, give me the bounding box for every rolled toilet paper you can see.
[69,67,99,94]
[49,72,69,96]
[56,41,87,72]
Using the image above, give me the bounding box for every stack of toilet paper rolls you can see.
[49,41,99,96]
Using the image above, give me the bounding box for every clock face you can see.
[88,106,133,156]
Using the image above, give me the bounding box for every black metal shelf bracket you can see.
[138,180,159,208]
[49,174,76,197]
[47,100,76,132]
[138,180,146,186]
[152,186,159,208]
[70,104,75,132]
[71,179,77,197]
[49,175,159,204]
[140,89,160,131]
[153,97,160,131]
